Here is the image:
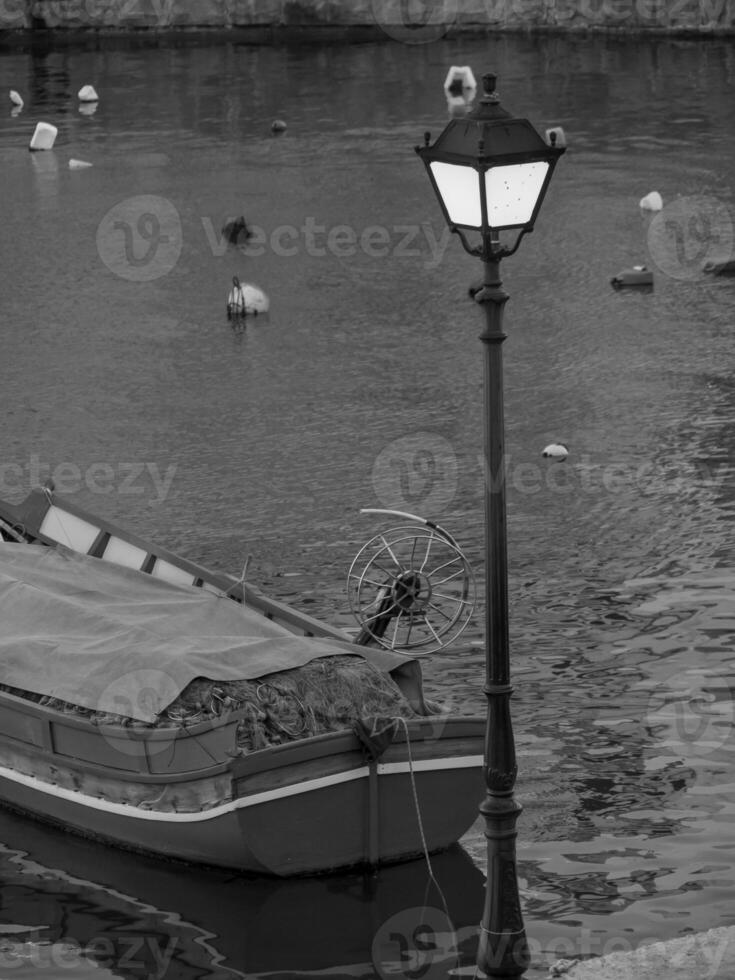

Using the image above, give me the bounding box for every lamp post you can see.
[416,72,565,979]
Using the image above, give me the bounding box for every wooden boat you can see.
[0,485,484,876]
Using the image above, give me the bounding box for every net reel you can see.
[348,509,476,652]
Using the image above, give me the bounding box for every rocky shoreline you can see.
[543,926,735,980]
[1,1,734,39]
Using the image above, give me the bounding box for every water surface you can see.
[1,31,735,978]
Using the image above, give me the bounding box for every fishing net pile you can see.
[0,654,417,752]
[168,655,418,752]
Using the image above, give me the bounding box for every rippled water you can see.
[1,30,735,979]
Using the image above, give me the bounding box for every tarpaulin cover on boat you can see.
[0,544,415,723]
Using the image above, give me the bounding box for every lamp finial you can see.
[481,73,499,103]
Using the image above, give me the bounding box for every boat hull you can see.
[0,700,484,875]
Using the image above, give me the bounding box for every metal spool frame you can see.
[348,509,476,652]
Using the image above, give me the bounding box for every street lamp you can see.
[416,73,565,979]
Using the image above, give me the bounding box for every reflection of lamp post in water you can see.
[416,73,565,978]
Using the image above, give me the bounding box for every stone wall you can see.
[2,0,735,35]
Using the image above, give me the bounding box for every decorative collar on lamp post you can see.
[416,72,565,262]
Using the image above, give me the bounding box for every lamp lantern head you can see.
[416,72,565,259]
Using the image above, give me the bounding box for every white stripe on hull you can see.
[0,755,483,823]
[377,756,483,775]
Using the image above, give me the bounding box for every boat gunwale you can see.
[0,679,485,787]
[0,683,245,742]
[231,714,486,777]
[0,679,484,758]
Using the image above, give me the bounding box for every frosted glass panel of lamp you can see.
[429,162,482,227]
[484,162,549,226]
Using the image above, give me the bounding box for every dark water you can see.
[1,31,735,979]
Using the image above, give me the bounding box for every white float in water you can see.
[639,191,663,211]
[443,65,477,94]
[9,89,23,108]
[78,85,99,103]
[227,276,269,317]
[444,67,476,117]
[545,126,567,148]
[69,158,93,169]
[542,443,569,461]
[29,122,58,151]
[271,119,287,133]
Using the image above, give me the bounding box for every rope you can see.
[396,716,451,921]
[256,682,311,738]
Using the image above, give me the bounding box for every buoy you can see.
[639,191,663,211]
[78,85,99,103]
[443,66,477,95]
[221,216,252,246]
[9,90,23,108]
[271,119,287,134]
[227,276,269,318]
[69,158,93,169]
[445,69,476,116]
[29,122,58,151]
[611,265,654,288]
[545,126,567,148]
[542,443,568,461]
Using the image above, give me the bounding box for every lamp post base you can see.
[475,762,530,977]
